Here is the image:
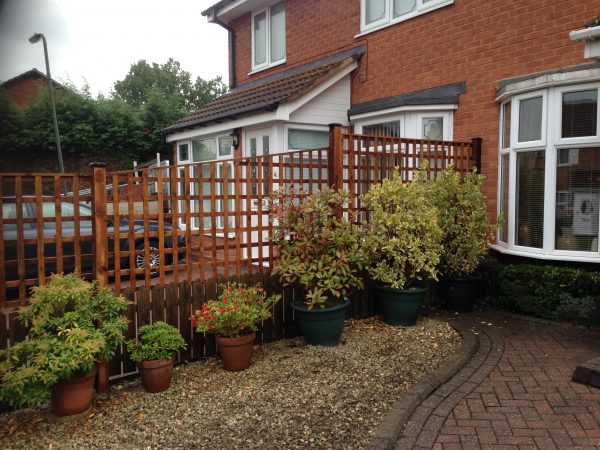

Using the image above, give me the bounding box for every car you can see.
[2,200,186,283]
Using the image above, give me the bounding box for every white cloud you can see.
[0,0,229,96]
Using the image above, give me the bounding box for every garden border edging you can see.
[367,321,478,450]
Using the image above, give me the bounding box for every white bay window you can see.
[497,81,600,261]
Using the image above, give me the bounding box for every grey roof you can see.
[348,81,467,116]
[164,47,364,134]
[0,68,64,89]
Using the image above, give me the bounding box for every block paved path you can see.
[395,310,600,450]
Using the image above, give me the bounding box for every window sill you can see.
[355,0,454,38]
[489,243,600,263]
[248,59,286,76]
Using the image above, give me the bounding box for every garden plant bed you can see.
[0,316,461,449]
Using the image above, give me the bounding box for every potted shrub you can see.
[271,188,366,346]
[431,166,496,312]
[0,274,129,415]
[191,283,280,371]
[362,168,442,326]
[127,321,186,393]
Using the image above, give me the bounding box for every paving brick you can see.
[385,312,600,450]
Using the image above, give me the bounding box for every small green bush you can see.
[362,167,442,289]
[127,321,187,363]
[495,263,600,325]
[430,166,496,278]
[0,274,130,408]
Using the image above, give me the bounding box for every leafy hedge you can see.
[494,263,600,325]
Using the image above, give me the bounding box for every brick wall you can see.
[2,76,45,108]
[228,0,600,220]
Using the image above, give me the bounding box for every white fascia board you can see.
[210,0,265,24]
[349,103,457,121]
[166,111,277,143]
[274,61,357,121]
[570,25,600,42]
[496,68,600,102]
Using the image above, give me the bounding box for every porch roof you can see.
[164,52,360,134]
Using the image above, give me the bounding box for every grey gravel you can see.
[0,316,461,450]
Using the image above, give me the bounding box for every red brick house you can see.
[0,68,64,108]
[165,0,600,265]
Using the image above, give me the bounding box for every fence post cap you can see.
[88,162,107,168]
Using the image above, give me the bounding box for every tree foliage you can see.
[0,59,227,171]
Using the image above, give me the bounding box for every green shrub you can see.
[430,166,496,278]
[495,263,600,325]
[0,274,130,408]
[362,167,442,289]
[127,321,186,363]
[271,188,366,309]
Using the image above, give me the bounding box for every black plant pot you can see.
[439,276,481,312]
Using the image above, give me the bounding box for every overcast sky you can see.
[0,0,229,96]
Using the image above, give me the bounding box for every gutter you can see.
[570,25,600,42]
[570,24,600,61]
[206,6,237,89]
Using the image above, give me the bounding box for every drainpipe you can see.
[211,7,237,89]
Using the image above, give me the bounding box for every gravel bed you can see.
[0,316,461,449]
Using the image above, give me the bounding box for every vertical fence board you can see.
[179,281,193,361]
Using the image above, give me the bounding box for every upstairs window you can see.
[252,2,286,71]
[361,0,453,33]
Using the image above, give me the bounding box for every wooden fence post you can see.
[471,137,483,173]
[328,123,343,191]
[90,162,110,394]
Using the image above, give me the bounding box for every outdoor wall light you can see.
[230,131,240,148]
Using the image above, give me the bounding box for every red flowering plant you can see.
[190,283,281,338]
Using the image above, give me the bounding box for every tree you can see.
[113,58,227,112]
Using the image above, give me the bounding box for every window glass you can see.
[518,96,543,142]
[179,143,189,162]
[516,151,545,248]
[366,0,386,24]
[500,154,510,243]
[555,147,599,252]
[218,136,232,157]
[270,1,286,62]
[192,138,217,161]
[422,117,443,140]
[502,101,511,149]
[562,90,597,138]
[393,0,416,17]
[1,204,27,231]
[253,11,267,66]
[288,129,329,149]
[363,121,401,137]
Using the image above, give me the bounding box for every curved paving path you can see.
[383,310,600,450]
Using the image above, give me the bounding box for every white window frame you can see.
[359,0,453,35]
[355,109,453,141]
[251,1,286,73]
[495,81,600,262]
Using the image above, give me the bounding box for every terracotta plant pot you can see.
[138,357,174,393]
[51,365,98,416]
[215,332,256,372]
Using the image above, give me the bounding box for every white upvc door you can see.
[244,128,272,264]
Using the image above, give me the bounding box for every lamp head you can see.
[29,33,42,44]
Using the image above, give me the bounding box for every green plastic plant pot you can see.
[440,276,481,313]
[374,284,428,326]
[291,301,350,346]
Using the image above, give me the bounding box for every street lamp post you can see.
[29,33,66,178]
